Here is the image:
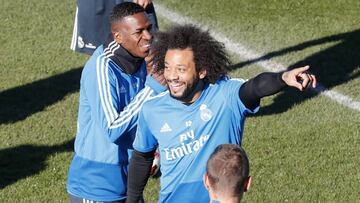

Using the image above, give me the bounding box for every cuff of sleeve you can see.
[246,105,260,115]
[133,145,157,153]
[277,72,287,87]
[145,75,166,94]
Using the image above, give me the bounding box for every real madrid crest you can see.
[199,104,213,122]
[77,36,85,49]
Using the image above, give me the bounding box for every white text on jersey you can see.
[163,132,209,161]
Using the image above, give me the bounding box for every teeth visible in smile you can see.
[169,83,183,90]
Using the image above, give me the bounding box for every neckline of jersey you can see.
[168,83,210,112]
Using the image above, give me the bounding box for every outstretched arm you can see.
[126,150,155,203]
[239,65,316,110]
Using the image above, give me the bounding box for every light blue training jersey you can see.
[133,78,259,203]
[67,43,164,201]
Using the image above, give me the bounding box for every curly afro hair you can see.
[151,24,231,84]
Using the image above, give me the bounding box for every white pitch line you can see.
[156,4,360,113]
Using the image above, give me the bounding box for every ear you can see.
[203,173,210,191]
[112,30,122,44]
[243,176,252,192]
[199,68,207,79]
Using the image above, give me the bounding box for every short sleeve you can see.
[220,78,259,117]
[133,106,158,153]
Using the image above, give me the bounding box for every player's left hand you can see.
[150,149,160,176]
[282,65,317,91]
[133,0,152,9]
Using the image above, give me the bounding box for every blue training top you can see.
[67,44,164,201]
[134,78,259,203]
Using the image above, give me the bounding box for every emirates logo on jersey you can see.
[200,104,213,122]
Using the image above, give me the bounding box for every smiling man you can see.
[66,2,165,203]
[126,24,316,203]
[71,0,158,55]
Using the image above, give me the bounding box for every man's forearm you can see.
[239,72,286,110]
[126,150,155,203]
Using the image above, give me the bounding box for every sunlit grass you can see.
[1,0,359,202]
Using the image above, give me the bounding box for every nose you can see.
[142,30,151,40]
[165,67,178,81]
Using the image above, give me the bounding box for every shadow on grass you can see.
[230,28,360,115]
[0,67,83,124]
[0,139,74,189]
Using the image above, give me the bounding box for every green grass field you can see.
[1,0,359,202]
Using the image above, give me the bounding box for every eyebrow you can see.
[176,64,187,67]
[132,23,152,32]
[130,28,144,34]
[165,62,187,68]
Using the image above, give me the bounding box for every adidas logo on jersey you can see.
[120,86,127,93]
[160,122,172,133]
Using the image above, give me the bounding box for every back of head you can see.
[110,2,145,24]
[151,24,230,84]
[206,144,250,200]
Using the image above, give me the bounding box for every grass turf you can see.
[1,0,359,202]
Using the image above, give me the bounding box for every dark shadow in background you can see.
[230,28,360,115]
[0,139,74,189]
[1,28,359,189]
[0,67,83,124]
